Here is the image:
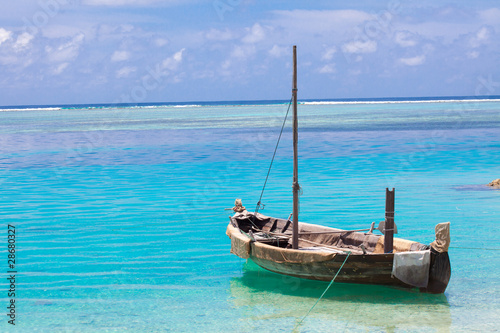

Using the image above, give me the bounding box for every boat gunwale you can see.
[229,213,428,256]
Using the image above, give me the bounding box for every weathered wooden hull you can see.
[249,249,450,293]
[251,251,402,286]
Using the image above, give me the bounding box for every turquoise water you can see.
[0,99,499,332]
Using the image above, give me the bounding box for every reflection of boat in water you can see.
[229,261,452,332]
[226,46,451,293]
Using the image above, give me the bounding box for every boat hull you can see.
[250,252,402,286]
[249,250,449,293]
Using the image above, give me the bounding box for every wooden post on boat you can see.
[384,188,395,253]
[292,45,299,250]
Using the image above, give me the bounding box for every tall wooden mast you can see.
[292,45,299,249]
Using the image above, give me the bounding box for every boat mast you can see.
[292,45,299,249]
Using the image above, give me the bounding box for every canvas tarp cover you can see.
[251,241,337,264]
[373,236,426,254]
[392,250,431,288]
[297,222,381,254]
[430,222,451,253]
[227,224,251,259]
[297,221,429,255]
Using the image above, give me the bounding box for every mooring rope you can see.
[254,96,294,215]
[293,251,352,332]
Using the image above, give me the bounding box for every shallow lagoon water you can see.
[0,99,499,332]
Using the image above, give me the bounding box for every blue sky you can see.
[1,0,500,105]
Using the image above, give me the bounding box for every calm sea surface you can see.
[0,99,499,332]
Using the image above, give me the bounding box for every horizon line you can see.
[2,94,500,110]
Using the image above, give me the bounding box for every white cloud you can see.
[120,24,134,33]
[219,43,258,77]
[394,31,417,47]
[321,47,337,61]
[268,44,287,58]
[116,66,136,78]
[467,50,479,59]
[271,10,372,35]
[221,59,231,71]
[230,44,256,60]
[162,48,185,71]
[43,25,87,39]
[478,8,500,25]
[0,54,18,65]
[53,63,69,75]
[205,28,234,41]
[242,23,265,44]
[192,69,215,80]
[154,38,168,47]
[96,24,134,37]
[46,33,85,63]
[399,55,425,66]
[0,28,12,46]
[13,33,34,51]
[342,40,377,54]
[397,22,475,43]
[318,64,335,74]
[111,50,130,62]
[469,26,491,48]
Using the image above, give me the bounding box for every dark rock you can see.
[487,179,500,187]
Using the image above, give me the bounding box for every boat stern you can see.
[423,222,451,293]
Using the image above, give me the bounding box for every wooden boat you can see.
[226,46,451,293]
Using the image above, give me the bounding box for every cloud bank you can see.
[1,2,500,105]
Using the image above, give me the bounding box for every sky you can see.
[1,0,500,106]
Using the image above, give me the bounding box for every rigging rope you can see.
[293,251,352,332]
[254,96,294,215]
